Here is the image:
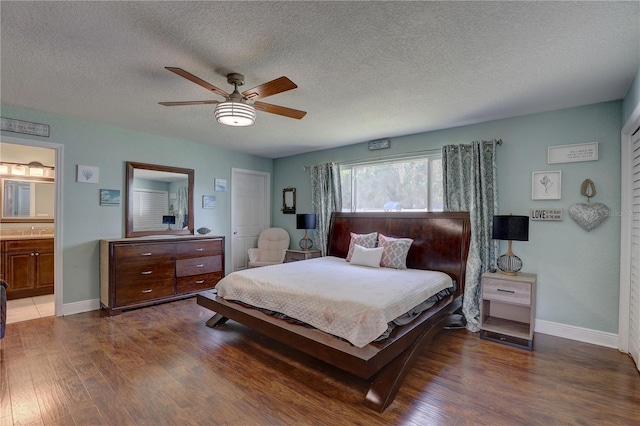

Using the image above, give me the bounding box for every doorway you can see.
[1,135,63,321]
[230,168,270,272]
[620,106,640,371]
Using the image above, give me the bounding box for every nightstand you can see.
[480,271,536,350]
[285,249,321,263]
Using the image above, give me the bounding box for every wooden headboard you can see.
[327,212,471,297]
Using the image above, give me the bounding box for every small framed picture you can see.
[100,189,121,206]
[214,178,227,192]
[202,195,216,209]
[532,171,561,200]
[77,165,99,184]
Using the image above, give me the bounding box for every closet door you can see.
[629,130,640,367]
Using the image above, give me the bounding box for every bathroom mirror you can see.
[125,161,194,238]
[1,177,54,222]
[282,187,296,214]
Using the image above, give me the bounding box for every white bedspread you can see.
[216,256,452,348]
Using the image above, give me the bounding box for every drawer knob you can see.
[195,280,205,284]
[141,289,152,294]
[196,264,204,268]
[141,252,152,256]
[141,271,153,275]
[196,248,204,252]
[497,289,515,293]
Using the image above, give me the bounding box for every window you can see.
[132,188,169,231]
[340,155,442,212]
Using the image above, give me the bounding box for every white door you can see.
[629,130,640,367]
[231,168,270,271]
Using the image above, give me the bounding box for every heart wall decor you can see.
[568,202,610,231]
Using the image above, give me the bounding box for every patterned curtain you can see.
[442,140,499,332]
[176,186,188,229]
[310,162,342,256]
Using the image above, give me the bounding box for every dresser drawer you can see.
[482,278,531,305]
[176,272,222,293]
[115,279,175,306]
[176,255,222,277]
[114,243,175,265]
[176,239,223,259]
[115,260,175,285]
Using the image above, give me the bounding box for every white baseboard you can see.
[62,298,101,316]
[535,319,618,349]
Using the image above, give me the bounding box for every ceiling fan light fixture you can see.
[214,101,256,127]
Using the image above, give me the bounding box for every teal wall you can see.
[273,101,622,334]
[1,104,273,305]
[1,97,631,334]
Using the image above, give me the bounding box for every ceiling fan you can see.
[159,67,306,127]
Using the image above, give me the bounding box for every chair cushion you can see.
[250,227,290,265]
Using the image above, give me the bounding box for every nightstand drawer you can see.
[286,252,307,262]
[482,278,531,305]
[285,249,321,263]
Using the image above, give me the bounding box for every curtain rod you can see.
[302,139,503,170]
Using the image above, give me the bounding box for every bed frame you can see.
[197,211,471,411]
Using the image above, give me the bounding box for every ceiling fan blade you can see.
[158,100,220,106]
[165,67,229,98]
[242,76,297,100]
[253,101,307,119]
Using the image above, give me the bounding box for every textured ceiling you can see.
[1,1,639,159]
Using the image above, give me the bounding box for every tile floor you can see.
[6,294,55,324]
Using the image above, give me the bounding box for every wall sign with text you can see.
[530,208,563,221]
[547,142,598,164]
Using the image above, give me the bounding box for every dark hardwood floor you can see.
[1,297,638,425]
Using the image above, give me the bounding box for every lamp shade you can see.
[492,215,529,241]
[214,101,256,126]
[296,214,317,230]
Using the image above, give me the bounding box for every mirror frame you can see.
[125,161,194,238]
[0,176,55,223]
[282,187,296,214]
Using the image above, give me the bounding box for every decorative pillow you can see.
[349,245,383,268]
[346,232,378,262]
[378,233,413,269]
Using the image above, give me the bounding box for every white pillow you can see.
[349,244,383,268]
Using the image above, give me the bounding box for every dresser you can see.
[1,237,54,300]
[480,271,536,350]
[100,235,224,315]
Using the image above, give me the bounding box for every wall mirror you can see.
[1,177,55,222]
[126,161,194,238]
[282,187,296,214]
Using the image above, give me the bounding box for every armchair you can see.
[248,227,290,268]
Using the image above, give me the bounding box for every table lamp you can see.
[162,215,176,230]
[296,213,317,250]
[492,215,529,275]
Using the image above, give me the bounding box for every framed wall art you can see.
[202,195,216,209]
[214,178,227,192]
[100,189,120,206]
[532,171,561,200]
[77,165,99,184]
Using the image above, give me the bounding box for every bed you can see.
[197,211,471,412]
